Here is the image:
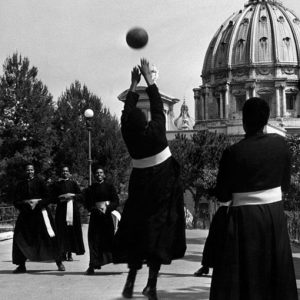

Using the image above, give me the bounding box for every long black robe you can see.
[13,177,57,264]
[84,181,119,268]
[114,84,186,266]
[201,205,228,268]
[51,179,85,258]
[210,133,298,300]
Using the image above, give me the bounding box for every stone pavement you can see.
[0,226,299,300]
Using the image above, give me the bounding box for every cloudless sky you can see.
[0,0,299,120]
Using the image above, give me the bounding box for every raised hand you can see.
[129,66,141,92]
[139,58,155,86]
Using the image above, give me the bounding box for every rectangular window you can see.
[236,95,246,111]
[286,94,296,110]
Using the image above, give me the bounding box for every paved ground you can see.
[0,226,300,300]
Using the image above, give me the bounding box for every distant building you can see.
[118,87,197,140]
[193,0,300,136]
[118,86,179,131]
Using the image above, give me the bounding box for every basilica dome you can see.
[194,0,300,135]
[202,0,300,80]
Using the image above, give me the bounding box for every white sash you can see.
[219,201,231,207]
[132,146,171,169]
[41,209,55,238]
[66,200,73,226]
[111,210,121,234]
[232,186,282,206]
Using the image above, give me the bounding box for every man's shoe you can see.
[67,254,73,261]
[142,286,158,300]
[13,265,26,274]
[85,267,95,275]
[194,266,209,277]
[56,262,65,271]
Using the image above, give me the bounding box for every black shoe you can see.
[67,254,73,261]
[13,265,26,274]
[85,267,95,275]
[194,266,209,277]
[56,262,66,271]
[142,286,158,300]
[122,280,134,298]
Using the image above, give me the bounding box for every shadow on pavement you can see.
[159,272,211,278]
[182,254,202,263]
[158,286,210,299]
[0,270,123,276]
[111,286,210,300]
[185,238,206,245]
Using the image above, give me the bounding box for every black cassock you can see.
[13,177,57,264]
[51,179,85,259]
[84,181,119,268]
[201,205,228,268]
[210,133,298,300]
[114,84,186,266]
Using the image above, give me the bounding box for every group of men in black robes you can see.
[12,165,85,273]
[12,163,121,275]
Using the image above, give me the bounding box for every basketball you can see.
[126,27,148,49]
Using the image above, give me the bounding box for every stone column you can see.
[252,86,256,97]
[219,92,224,119]
[275,86,281,117]
[282,85,287,117]
[246,88,250,100]
[200,94,205,120]
[224,85,229,119]
[194,91,200,121]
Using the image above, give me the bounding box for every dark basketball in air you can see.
[126,27,148,49]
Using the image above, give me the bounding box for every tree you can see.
[53,80,130,188]
[170,131,232,227]
[0,53,56,198]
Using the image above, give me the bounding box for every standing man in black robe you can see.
[12,163,65,273]
[209,98,298,300]
[84,166,119,275]
[51,166,85,262]
[114,59,186,300]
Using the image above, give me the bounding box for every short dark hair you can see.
[25,163,34,169]
[242,97,270,133]
[92,164,105,175]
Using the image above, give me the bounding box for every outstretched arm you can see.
[121,67,140,126]
[139,58,155,86]
[129,66,141,92]
[139,58,165,131]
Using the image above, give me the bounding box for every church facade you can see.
[194,0,300,135]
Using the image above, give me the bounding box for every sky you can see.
[0,0,299,120]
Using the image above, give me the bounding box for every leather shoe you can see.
[194,266,209,277]
[57,262,65,271]
[142,286,158,300]
[85,267,95,275]
[13,265,26,274]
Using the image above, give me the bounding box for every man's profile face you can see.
[26,165,35,179]
[61,167,70,179]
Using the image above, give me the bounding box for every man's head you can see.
[93,166,105,183]
[242,97,270,135]
[25,164,35,180]
[61,166,70,180]
[127,108,147,132]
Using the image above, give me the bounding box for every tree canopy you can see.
[0,53,56,194]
